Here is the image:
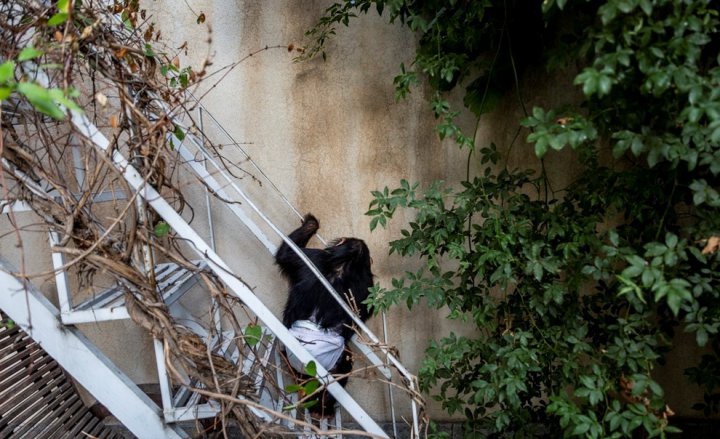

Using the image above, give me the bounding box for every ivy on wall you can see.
[306,0,720,437]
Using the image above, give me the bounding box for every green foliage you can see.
[48,0,71,27]
[153,221,171,237]
[172,124,186,141]
[0,18,81,119]
[283,360,321,410]
[17,47,43,62]
[243,323,262,347]
[522,108,598,158]
[1,317,15,329]
[306,0,720,437]
[159,59,194,89]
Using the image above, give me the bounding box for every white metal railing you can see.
[61,98,390,437]
[173,100,418,435]
[0,259,189,439]
[27,61,422,436]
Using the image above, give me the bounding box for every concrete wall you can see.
[150,0,586,415]
[137,0,482,421]
[142,1,709,423]
[140,0,446,421]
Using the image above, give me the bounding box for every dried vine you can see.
[0,1,427,437]
[0,1,280,437]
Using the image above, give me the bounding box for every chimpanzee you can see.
[275,213,373,416]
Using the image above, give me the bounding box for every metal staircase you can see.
[0,67,422,437]
[0,261,188,439]
[0,310,128,438]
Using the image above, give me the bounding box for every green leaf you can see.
[303,379,320,394]
[179,73,189,88]
[305,360,317,376]
[244,323,262,347]
[17,82,65,119]
[572,422,590,435]
[47,12,68,26]
[696,328,708,347]
[639,0,652,15]
[154,221,171,237]
[598,75,612,96]
[18,47,43,62]
[665,278,692,316]
[173,124,186,141]
[300,400,318,409]
[369,216,380,231]
[58,0,71,13]
[616,0,635,14]
[0,60,14,83]
[284,383,302,393]
[47,88,81,112]
[534,135,549,158]
[0,87,11,101]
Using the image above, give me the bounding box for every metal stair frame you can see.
[171,117,415,423]
[63,85,392,438]
[6,64,424,436]
[3,152,229,427]
[0,259,188,439]
[1,116,352,433]
[50,228,207,325]
[169,117,417,434]
[172,126,397,380]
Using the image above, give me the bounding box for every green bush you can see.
[307,1,720,437]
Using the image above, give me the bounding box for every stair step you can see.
[61,261,207,325]
[161,328,274,422]
[161,328,347,435]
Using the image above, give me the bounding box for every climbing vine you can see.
[306,0,720,437]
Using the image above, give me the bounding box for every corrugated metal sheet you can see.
[0,312,124,439]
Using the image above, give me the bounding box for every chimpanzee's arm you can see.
[275,214,321,281]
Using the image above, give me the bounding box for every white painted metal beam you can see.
[177,128,420,435]
[0,200,32,213]
[67,106,389,437]
[173,138,278,254]
[0,261,188,439]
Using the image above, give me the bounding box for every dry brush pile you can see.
[0,1,399,437]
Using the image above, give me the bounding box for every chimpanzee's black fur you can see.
[275,213,374,416]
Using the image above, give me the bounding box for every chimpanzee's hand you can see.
[302,213,319,233]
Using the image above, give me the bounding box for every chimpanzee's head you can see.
[327,237,373,273]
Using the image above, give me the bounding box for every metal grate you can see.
[0,312,124,439]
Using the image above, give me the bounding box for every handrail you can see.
[33,65,421,437]
[170,102,421,437]
[59,99,389,437]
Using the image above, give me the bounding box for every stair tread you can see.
[63,261,206,324]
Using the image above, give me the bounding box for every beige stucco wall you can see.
[137,0,479,422]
